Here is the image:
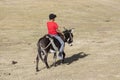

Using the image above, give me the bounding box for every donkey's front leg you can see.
[44,54,49,68]
[53,52,57,67]
[62,51,66,63]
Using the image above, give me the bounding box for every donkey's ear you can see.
[70,28,74,33]
[63,27,67,30]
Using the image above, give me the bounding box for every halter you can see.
[66,32,73,43]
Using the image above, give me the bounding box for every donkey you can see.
[36,28,74,72]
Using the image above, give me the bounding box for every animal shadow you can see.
[54,52,89,66]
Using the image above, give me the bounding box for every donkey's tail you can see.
[37,40,44,62]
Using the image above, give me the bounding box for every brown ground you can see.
[0,0,120,80]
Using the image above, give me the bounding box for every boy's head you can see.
[49,13,57,20]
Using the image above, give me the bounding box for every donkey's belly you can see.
[49,49,56,53]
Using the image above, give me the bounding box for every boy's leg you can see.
[53,35,65,59]
[53,35,64,52]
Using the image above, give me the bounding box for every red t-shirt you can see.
[47,21,58,35]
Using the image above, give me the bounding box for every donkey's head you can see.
[63,28,74,46]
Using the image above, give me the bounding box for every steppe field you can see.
[0,0,120,80]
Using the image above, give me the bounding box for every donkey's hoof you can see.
[47,66,50,69]
[36,68,40,72]
[54,64,57,67]
[36,70,39,72]
[62,60,65,64]
[36,69,39,72]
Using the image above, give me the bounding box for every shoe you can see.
[58,52,63,59]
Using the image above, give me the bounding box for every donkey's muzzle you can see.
[69,43,73,46]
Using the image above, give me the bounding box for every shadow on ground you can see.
[64,52,89,65]
[37,52,89,72]
[51,52,89,67]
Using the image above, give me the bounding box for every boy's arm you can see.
[56,29,61,33]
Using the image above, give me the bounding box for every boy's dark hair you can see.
[49,13,57,20]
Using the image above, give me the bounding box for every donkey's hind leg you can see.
[36,54,39,72]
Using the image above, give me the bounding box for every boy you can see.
[47,13,64,58]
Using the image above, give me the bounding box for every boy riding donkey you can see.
[36,13,74,71]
